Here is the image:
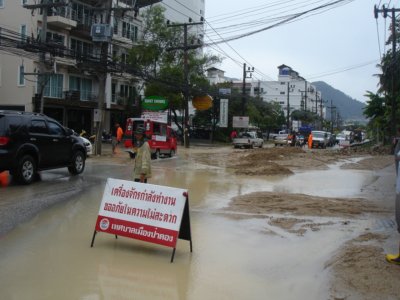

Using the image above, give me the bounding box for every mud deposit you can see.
[189,144,400,299]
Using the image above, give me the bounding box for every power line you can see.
[305,59,379,80]
[204,0,354,45]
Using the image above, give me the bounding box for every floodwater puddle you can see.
[0,153,379,299]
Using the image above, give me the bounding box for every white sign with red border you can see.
[95,178,187,248]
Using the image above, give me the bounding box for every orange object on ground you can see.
[0,171,9,187]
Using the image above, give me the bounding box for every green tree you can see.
[365,15,399,141]
[128,6,220,134]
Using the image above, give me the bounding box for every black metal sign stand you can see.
[171,195,193,263]
[90,194,193,263]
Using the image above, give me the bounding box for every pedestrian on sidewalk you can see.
[132,127,152,183]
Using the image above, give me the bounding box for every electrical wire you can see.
[204,0,354,45]
[304,59,379,80]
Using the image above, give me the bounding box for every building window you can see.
[280,91,285,95]
[0,0,4,8]
[39,74,64,98]
[20,24,27,42]
[46,31,65,45]
[69,76,93,101]
[72,3,93,27]
[71,38,93,58]
[18,65,25,86]
[21,0,27,5]
[122,21,138,41]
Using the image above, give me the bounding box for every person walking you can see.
[308,132,313,149]
[117,124,124,145]
[132,127,152,183]
[111,123,121,154]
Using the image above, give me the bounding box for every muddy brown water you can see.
[0,149,384,299]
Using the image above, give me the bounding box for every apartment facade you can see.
[257,65,324,118]
[0,0,160,134]
[227,65,324,119]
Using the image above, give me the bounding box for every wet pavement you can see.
[0,143,393,299]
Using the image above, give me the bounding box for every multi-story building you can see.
[0,0,159,134]
[225,65,324,119]
[256,65,323,118]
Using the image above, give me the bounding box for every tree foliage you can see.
[364,16,400,142]
[128,6,220,132]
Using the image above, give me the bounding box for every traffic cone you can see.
[0,171,9,187]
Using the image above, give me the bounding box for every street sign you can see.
[91,178,192,262]
[142,96,169,111]
[232,116,249,128]
[219,99,228,128]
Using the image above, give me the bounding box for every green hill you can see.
[312,81,367,123]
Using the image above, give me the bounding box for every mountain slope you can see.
[312,81,367,122]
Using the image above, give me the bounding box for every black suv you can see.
[0,110,87,184]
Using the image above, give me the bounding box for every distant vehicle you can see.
[269,130,287,140]
[0,110,87,184]
[124,118,177,159]
[274,133,289,146]
[79,136,93,156]
[335,133,347,144]
[233,131,263,148]
[311,130,328,148]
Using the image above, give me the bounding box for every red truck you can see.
[124,118,177,159]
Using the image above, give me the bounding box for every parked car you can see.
[233,131,263,148]
[0,110,87,184]
[311,130,328,148]
[274,133,288,146]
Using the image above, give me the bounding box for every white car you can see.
[79,136,93,156]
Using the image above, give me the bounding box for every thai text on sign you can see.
[95,178,187,248]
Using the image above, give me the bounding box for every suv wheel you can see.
[68,151,85,175]
[15,155,37,185]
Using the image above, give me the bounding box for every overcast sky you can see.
[204,0,394,103]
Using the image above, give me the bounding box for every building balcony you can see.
[47,7,77,30]
[64,90,98,102]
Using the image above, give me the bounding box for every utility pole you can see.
[304,81,308,111]
[286,82,295,131]
[93,0,113,156]
[374,5,400,138]
[327,99,336,133]
[167,19,203,148]
[241,63,254,116]
[24,1,67,114]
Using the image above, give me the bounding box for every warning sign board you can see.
[94,178,188,248]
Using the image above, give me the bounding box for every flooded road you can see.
[0,147,390,299]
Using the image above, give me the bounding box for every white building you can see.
[256,65,324,118]
[226,65,324,119]
[0,0,185,134]
[206,67,227,85]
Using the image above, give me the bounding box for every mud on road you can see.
[188,144,400,300]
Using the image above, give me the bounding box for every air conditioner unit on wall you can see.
[91,24,113,42]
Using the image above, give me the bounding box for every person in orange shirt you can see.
[117,124,123,143]
[308,132,313,149]
[112,123,123,154]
